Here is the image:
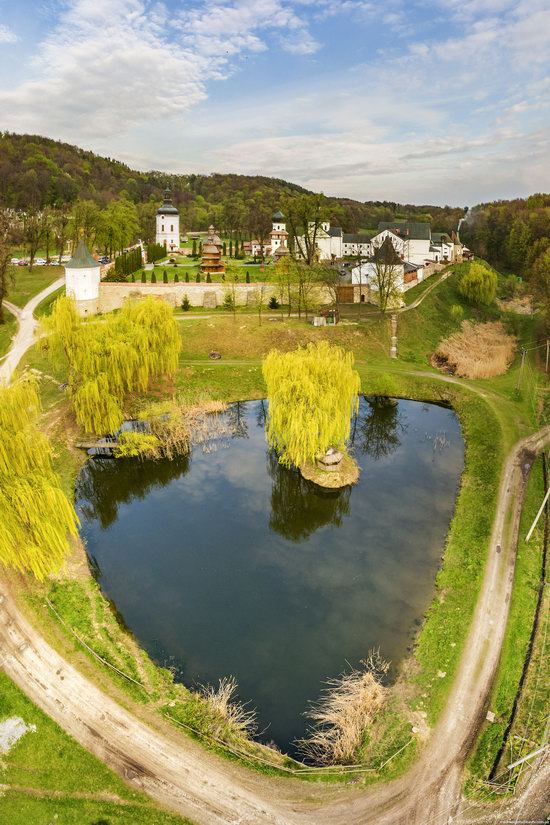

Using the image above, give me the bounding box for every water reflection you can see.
[267,451,351,541]
[76,454,190,529]
[76,397,464,755]
[354,396,407,460]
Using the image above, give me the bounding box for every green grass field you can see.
[0,673,191,825]
[6,264,63,307]
[0,312,17,358]
[6,260,548,799]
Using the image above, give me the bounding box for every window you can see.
[162,225,165,232]
[171,225,174,232]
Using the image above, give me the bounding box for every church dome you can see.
[157,188,179,216]
[272,210,285,221]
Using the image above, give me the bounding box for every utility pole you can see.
[516,348,526,391]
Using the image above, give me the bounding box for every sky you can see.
[0,0,549,205]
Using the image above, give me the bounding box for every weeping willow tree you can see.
[262,342,361,481]
[0,378,78,579]
[43,296,182,434]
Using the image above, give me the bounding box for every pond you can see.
[76,398,464,758]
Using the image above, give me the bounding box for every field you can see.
[0,673,191,825]
[3,261,548,808]
[6,264,63,307]
[0,312,17,358]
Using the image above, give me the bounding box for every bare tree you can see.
[371,237,403,312]
[281,193,329,265]
[23,207,50,270]
[253,281,269,325]
[0,210,15,323]
[53,206,70,263]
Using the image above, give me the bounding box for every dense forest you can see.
[0,132,465,237]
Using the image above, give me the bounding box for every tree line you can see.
[0,132,466,239]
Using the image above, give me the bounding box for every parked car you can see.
[10,257,19,264]
[18,259,29,266]
[35,258,47,266]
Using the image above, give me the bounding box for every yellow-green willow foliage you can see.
[262,342,361,469]
[0,378,78,579]
[44,296,182,434]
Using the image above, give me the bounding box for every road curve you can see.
[0,276,64,384]
[0,278,548,824]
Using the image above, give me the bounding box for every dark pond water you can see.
[76,398,464,757]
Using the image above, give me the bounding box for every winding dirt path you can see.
[1,279,548,824]
[0,276,64,384]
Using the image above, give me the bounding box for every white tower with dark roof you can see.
[156,188,180,252]
[64,238,101,316]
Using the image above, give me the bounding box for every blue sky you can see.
[0,0,549,205]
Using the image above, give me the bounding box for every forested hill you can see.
[0,132,464,235]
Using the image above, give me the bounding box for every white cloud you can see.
[0,24,18,44]
[0,0,320,139]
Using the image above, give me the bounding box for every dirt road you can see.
[1,280,548,824]
[0,276,64,383]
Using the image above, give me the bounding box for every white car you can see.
[35,258,47,265]
[10,257,19,264]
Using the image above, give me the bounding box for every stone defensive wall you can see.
[97,281,332,312]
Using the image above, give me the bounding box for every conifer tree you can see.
[185,272,189,282]
[246,271,250,283]
[174,272,179,283]
[163,269,168,284]
[141,270,146,283]
[206,273,211,283]
[151,271,157,283]
[229,240,233,257]
[196,273,200,283]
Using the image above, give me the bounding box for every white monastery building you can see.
[156,189,180,252]
[295,219,465,266]
[64,238,101,316]
[248,210,290,258]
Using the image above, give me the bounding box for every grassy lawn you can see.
[0,673,191,825]
[7,264,63,307]
[7,260,548,793]
[34,285,64,318]
[0,312,17,358]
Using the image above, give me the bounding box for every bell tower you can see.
[156,188,180,252]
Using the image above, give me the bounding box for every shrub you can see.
[457,262,497,305]
[141,270,146,283]
[174,272,179,283]
[450,304,464,322]
[196,273,201,283]
[151,271,157,283]
[131,273,135,283]
[206,273,211,283]
[268,295,280,310]
[181,295,191,312]
[246,271,250,283]
[185,272,189,282]
[163,270,168,284]
[113,432,161,460]
[435,321,516,378]
[222,291,234,311]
